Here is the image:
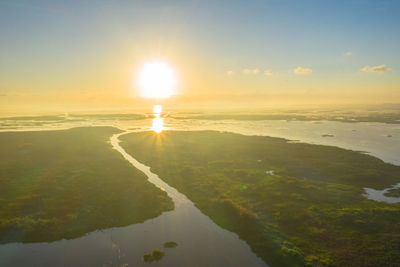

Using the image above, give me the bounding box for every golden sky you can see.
[1,0,399,114]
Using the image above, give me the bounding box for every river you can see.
[0,130,267,267]
[1,116,400,266]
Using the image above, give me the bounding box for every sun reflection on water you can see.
[151,105,164,133]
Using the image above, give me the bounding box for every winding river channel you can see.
[1,117,400,266]
[0,130,267,267]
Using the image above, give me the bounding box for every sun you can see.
[138,61,176,99]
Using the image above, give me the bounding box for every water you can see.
[1,116,400,266]
[0,131,267,267]
[2,117,399,166]
[167,119,400,166]
[363,183,400,204]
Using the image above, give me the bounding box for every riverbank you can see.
[0,127,268,267]
[0,127,173,243]
[120,130,400,267]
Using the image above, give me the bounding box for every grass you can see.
[384,187,400,197]
[143,249,165,262]
[120,130,400,267]
[163,241,178,248]
[0,127,173,243]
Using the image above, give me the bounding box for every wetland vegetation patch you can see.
[0,127,173,243]
[121,130,400,267]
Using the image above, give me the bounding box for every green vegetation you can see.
[143,249,165,262]
[143,242,176,263]
[384,187,400,197]
[121,131,400,267]
[0,127,173,243]
[163,241,178,248]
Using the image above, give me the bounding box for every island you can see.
[143,249,165,262]
[384,187,400,197]
[163,241,179,248]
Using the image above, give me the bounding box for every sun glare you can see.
[153,105,162,113]
[151,104,165,133]
[138,61,176,99]
[152,117,164,133]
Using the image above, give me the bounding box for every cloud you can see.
[294,67,312,74]
[264,70,273,76]
[345,51,352,57]
[243,68,259,74]
[361,64,392,73]
[226,70,235,75]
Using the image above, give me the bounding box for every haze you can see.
[1,1,400,267]
[1,0,399,115]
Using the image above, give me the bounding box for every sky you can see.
[0,0,399,113]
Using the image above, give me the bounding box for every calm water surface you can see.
[2,117,399,165]
[0,130,267,267]
[363,183,400,204]
[1,117,400,266]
